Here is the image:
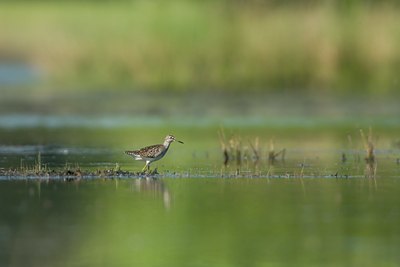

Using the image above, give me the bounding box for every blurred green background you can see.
[1,0,400,93]
[2,2,400,267]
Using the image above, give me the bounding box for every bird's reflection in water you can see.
[134,178,171,210]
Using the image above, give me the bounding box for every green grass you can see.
[1,1,400,93]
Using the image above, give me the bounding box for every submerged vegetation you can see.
[1,1,400,93]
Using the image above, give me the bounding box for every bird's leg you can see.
[141,163,148,173]
[141,161,151,174]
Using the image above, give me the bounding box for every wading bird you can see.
[125,134,184,172]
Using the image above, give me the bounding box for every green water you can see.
[1,92,400,266]
[0,125,400,267]
[1,178,399,267]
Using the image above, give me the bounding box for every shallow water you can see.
[0,124,399,267]
[1,177,400,267]
[0,123,399,178]
[1,91,400,266]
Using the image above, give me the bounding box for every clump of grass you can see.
[360,128,375,164]
[342,130,374,164]
[0,154,141,180]
[346,134,361,163]
[268,139,286,164]
[230,135,242,167]
[218,129,286,172]
[218,128,230,166]
[219,128,258,167]
[17,151,48,176]
[359,128,378,178]
[248,137,260,162]
[339,129,379,178]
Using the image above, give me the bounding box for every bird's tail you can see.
[125,150,137,156]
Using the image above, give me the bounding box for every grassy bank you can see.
[1,1,400,93]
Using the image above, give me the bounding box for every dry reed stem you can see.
[248,137,260,162]
[360,128,375,163]
[218,128,229,165]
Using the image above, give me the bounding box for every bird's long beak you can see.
[177,140,184,144]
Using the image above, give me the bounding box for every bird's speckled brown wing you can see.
[129,144,164,158]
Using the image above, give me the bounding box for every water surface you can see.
[1,92,400,266]
[1,178,399,267]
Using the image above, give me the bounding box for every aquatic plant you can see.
[218,130,286,169]
[268,139,286,164]
[360,128,375,164]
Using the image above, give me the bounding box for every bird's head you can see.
[165,134,184,144]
